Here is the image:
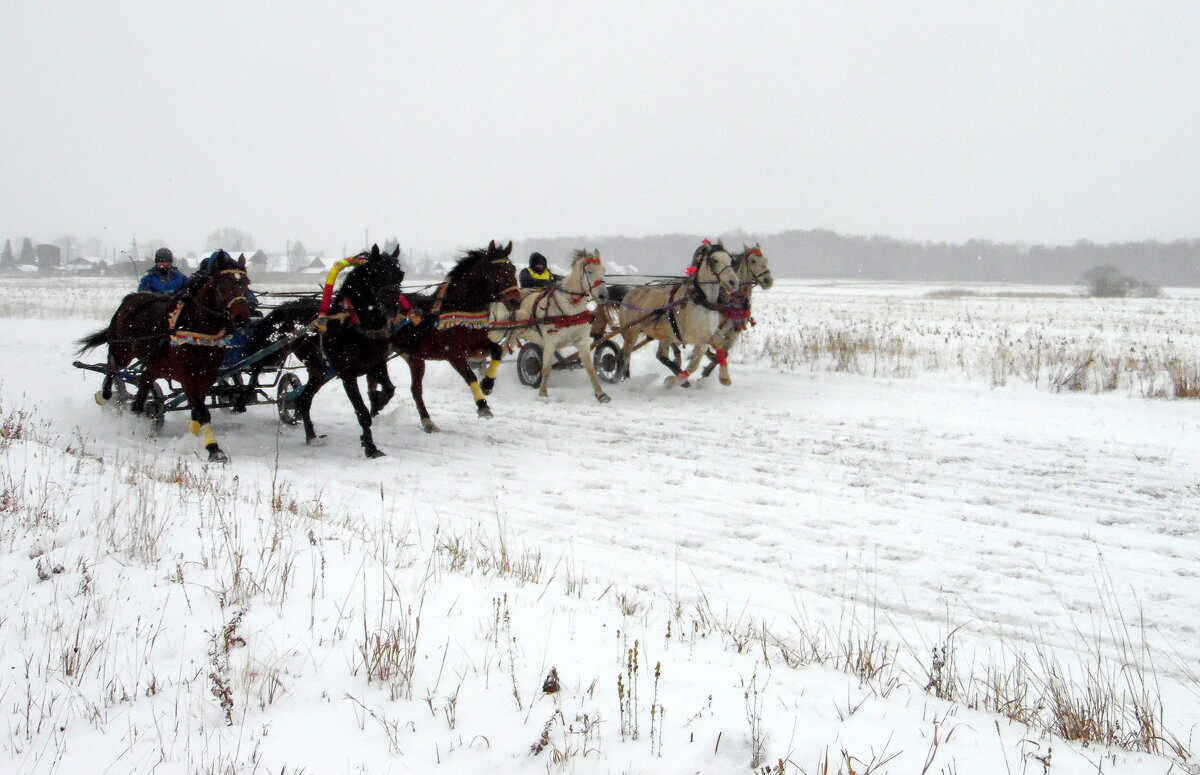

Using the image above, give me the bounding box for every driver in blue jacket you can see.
[137,248,188,294]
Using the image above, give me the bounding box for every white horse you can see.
[615,242,739,387]
[494,249,612,401]
[693,243,774,379]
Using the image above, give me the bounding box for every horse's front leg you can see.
[342,376,385,458]
[575,334,611,403]
[480,342,503,396]
[538,333,556,399]
[367,365,395,416]
[407,357,437,433]
[702,334,731,386]
[701,331,737,379]
[656,341,689,387]
[450,356,493,419]
[185,389,228,463]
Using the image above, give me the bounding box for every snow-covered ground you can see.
[1,276,1198,774]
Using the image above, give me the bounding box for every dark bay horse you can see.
[367,240,522,433]
[240,244,404,458]
[76,250,253,462]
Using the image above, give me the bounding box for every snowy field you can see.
[1,275,1199,774]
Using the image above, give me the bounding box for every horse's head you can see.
[447,240,520,311]
[205,250,254,327]
[737,243,774,291]
[487,240,522,310]
[341,244,406,330]
[570,248,608,304]
[692,242,738,303]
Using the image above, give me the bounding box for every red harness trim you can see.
[721,306,751,321]
[546,309,594,332]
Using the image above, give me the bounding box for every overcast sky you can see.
[2,2,1198,256]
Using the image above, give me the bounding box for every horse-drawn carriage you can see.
[72,316,309,433]
[497,240,772,391]
[72,240,772,461]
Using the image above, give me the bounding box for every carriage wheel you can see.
[517,343,544,388]
[144,383,166,435]
[276,372,303,425]
[594,340,622,384]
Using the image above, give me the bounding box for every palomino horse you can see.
[616,242,739,387]
[491,249,611,402]
[685,243,775,379]
[367,240,522,432]
[239,244,405,458]
[76,250,253,462]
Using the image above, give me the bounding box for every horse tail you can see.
[75,327,110,354]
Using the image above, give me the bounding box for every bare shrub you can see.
[1080,265,1160,298]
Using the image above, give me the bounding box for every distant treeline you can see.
[522,230,1200,286]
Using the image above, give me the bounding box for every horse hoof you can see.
[365,447,386,459]
[477,406,494,419]
[719,376,731,386]
[421,420,439,433]
[597,393,611,404]
[481,376,495,395]
[94,391,108,406]
[680,380,692,389]
[208,449,229,464]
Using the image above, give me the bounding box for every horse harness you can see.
[167,268,249,348]
[431,258,520,330]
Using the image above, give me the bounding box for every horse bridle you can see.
[562,255,605,303]
[693,249,737,296]
[186,268,250,319]
[490,257,520,299]
[739,247,772,288]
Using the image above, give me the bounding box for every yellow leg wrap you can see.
[485,359,501,379]
[189,420,201,436]
[201,424,217,447]
[470,382,485,402]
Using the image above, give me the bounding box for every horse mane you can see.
[206,250,242,274]
[692,241,727,265]
[446,248,489,281]
[570,248,598,264]
[332,250,374,305]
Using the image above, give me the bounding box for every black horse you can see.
[367,240,522,432]
[241,244,404,458]
[76,250,254,462]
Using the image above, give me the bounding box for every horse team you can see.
[77,240,773,461]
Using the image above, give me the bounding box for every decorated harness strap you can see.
[166,300,230,347]
[436,311,491,330]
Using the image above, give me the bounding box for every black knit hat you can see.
[154,247,174,263]
[529,252,547,269]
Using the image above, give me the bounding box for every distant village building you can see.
[64,257,97,273]
[297,257,328,274]
[35,244,61,272]
[248,249,269,272]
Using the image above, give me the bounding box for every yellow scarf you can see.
[528,268,551,281]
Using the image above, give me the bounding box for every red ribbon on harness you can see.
[547,310,594,332]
